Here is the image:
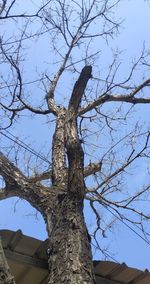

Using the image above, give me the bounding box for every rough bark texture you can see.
[44,66,95,283]
[1,0,150,281]
[0,66,96,284]
[51,108,67,186]
[46,195,95,284]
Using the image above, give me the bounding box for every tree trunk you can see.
[0,66,96,283]
[45,106,96,283]
[46,193,96,284]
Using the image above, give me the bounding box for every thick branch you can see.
[65,115,85,198]
[0,152,26,186]
[51,109,67,186]
[69,65,92,113]
[29,171,52,183]
[0,186,16,201]
[79,85,150,115]
[60,66,93,193]
[0,152,53,214]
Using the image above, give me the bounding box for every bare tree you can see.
[0,0,150,283]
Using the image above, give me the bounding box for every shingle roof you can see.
[1,229,150,284]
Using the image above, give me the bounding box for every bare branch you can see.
[79,86,150,115]
[129,79,150,97]
[0,152,53,213]
[29,171,52,183]
[97,132,150,189]
[16,97,53,115]
[0,0,7,16]
[0,151,26,186]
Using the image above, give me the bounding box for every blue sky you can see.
[0,0,150,272]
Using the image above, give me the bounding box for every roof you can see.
[1,229,150,284]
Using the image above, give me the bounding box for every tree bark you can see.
[45,66,96,283]
[0,66,96,284]
[46,193,96,284]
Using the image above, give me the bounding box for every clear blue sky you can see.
[0,0,150,272]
